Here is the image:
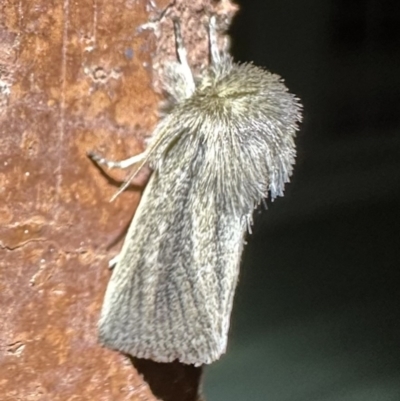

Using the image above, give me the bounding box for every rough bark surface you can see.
[0,0,237,400]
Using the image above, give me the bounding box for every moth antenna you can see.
[172,17,195,96]
[208,15,221,65]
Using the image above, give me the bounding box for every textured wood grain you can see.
[0,0,237,400]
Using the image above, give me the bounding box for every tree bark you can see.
[0,0,237,400]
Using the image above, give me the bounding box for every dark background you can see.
[204,1,400,400]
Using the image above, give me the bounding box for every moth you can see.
[89,16,302,366]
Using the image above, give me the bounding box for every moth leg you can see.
[172,18,195,96]
[208,15,221,65]
[87,151,147,170]
[108,253,120,269]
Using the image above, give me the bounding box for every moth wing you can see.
[98,165,245,365]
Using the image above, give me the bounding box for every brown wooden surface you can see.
[0,0,237,400]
